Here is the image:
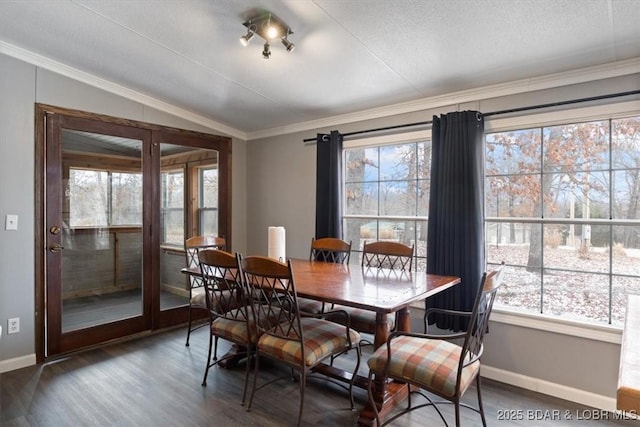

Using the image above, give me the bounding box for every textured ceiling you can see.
[1,0,639,138]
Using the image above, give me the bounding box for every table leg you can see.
[358,307,411,426]
[217,344,246,368]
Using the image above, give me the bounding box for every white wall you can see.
[0,53,247,371]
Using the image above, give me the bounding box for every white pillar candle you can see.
[268,226,286,261]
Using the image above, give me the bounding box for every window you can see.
[199,165,218,236]
[343,133,430,270]
[160,160,219,247]
[486,114,640,326]
[161,169,184,246]
[69,168,142,227]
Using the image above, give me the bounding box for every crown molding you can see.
[248,57,640,140]
[0,41,247,140]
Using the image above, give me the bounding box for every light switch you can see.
[5,214,18,231]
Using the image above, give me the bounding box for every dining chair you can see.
[239,255,361,427]
[361,240,414,271]
[330,240,414,341]
[366,265,504,427]
[183,235,226,347]
[198,249,256,404]
[297,237,352,315]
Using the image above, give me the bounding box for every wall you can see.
[0,53,248,371]
[2,47,639,411]
[246,72,640,410]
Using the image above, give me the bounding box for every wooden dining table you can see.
[288,258,460,426]
[183,257,460,426]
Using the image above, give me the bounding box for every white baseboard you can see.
[0,353,36,374]
[482,365,617,412]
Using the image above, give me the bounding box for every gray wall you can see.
[246,74,639,407]
[0,53,247,365]
[2,49,639,409]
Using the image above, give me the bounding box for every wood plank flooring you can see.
[1,326,637,426]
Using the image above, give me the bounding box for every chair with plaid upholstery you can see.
[297,237,352,315]
[240,255,361,427]
[198,249,253,403]
[183,235,226,347]
[366,265,504,427]
[329,241,414,342]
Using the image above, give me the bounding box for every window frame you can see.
[485,99,640,334]
[342,130,431,269]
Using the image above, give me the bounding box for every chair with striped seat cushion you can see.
[198,249,254,405]
[366,265,504,427]
[183,235,226,347]
[240,255,361,427]
[329,242,413,342]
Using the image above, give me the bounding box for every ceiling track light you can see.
[240,11,295,59]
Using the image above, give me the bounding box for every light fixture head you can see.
[262,42,271,59]
[240,29,255,46]
[281,36,295,53]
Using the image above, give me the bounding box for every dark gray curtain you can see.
[426,111,485,331]
[315,130,343,239]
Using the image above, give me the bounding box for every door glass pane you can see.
[61,130,143,332]
[159,144,219,311]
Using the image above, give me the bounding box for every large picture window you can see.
[343,134,430,270]
[486,114,640,326]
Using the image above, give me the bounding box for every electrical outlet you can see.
[8,317,20,334]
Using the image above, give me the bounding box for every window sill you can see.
[491,308,622,345]
[410,305,622,344]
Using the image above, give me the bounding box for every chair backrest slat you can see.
[240,256,304,346]
[362,240,414,271]
[185,235,226,268]
[198,249,245,322]
[309,237,352,264]
[459,265,504,370]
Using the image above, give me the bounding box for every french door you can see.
[36,105,231,359]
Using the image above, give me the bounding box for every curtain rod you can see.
[303,89,640,143]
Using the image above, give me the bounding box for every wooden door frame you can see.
[35,104,232,362]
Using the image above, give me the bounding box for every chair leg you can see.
[476,374,487,427]
[241,349,252,405]
[297,370,306,427]
[247,352,260,412]
[455,400,461,427]
[348,343,362,410]
[201,333,214,386]
[367,370,382,427]
[185,304,193,346]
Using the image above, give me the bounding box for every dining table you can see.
[289,258,460,426]
[183,257,460,426]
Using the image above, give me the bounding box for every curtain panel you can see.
[315,130,343,239]
[426,111,485,331]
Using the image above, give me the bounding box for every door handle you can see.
[49,244,64,253]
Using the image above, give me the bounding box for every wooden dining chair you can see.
[198,249,253,402]
[361,240,414,271]
[330,240,414,341]
[183,235,226,347]
[297,237,352,315]
[310,237,352,264]
[366,265,504,427]
[239,255,361,427]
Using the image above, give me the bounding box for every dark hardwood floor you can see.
[1,326,636,426]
